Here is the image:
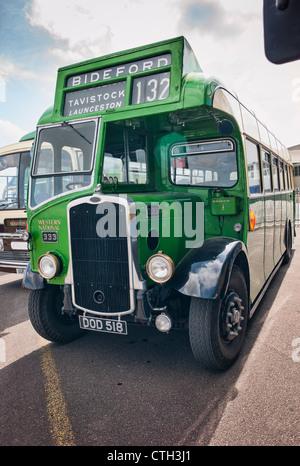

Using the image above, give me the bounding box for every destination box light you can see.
[63,54,172,116]
[53,36,203,120]
[66,54,171,87]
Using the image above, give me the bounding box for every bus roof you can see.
[0,138,34,157]
[36,36,290,164]
[59,36,202,74]
[212,86,291,163]
[19,130,36,142]
[48,36,208,124]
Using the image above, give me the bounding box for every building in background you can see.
[289,144,300,189]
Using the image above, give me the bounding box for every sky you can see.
[0,0,299,148]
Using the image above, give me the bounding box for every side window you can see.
[284,164,289,190]
[102,125,148,184]
[272,156,279,192]
[170,139,237,188]
[293,166,299,177]
[279,161,285,191]
[245,139,261,194]
[0,153,19,208]
[262,151,272,193]
[288,167,293,189]
[19,151,31,209]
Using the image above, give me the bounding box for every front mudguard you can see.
[170,238,249,300]
[22,261,46,290]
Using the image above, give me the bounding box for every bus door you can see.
[284,164,293,236]
[279,160,287,256]
[262,150,275,278]
[272,156,282,265]
[245,139,265,301]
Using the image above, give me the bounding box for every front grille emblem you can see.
[93,290,105,304]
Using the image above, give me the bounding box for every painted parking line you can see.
[40,343,76,446]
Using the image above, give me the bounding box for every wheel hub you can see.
[222,291,245,341]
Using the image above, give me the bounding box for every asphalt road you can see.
[0,235,299,448]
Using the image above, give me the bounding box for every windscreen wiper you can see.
[62,121,92,144]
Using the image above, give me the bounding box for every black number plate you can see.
[79,315,127,335]
[42,231,58,243]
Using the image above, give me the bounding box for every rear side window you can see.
[272,156,279,192]
[245,139,261,194]
[262,151,272,193]
[170,139,237,187]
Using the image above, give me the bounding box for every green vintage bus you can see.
[23,37,294,370]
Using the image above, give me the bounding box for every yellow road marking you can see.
[40,343,76,446]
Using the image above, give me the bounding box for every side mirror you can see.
[208,111,234,135]
[264,0,300,64]
[217,119,234,136]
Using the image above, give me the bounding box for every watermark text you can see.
[95,196,204,248]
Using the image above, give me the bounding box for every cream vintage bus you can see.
[0,132,34,274]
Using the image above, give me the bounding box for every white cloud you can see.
[18,0,300,147]
[0,56,52,86]
[175,0,241,37]
[0,78,6,102]
[25,0,179,65]
[0,120,29,146]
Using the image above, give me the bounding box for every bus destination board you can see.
[63,54,171,116]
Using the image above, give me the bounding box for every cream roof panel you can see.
[212,87,243,130]
[0,139,34,157]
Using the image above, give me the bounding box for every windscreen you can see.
[30,120,96,207]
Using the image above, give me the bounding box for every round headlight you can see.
[37,254,61,279]
[146,253,174,283]
[155,313,173,333]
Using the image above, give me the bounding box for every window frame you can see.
[29,117,99,210]
[32,119,97,179]
[272,155,280,192]
[245,138,263,196]
[169,137,238,189]
[101,123,149,186]
[262,149,273,194]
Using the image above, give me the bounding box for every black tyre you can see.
[189,265,248,370]
[28,285,85,343]
[283,225,292,264]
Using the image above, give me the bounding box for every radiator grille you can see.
[69,201,131,313]
[0,251,30,264]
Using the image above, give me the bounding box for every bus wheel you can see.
[283,225,292,264]
[189,266,248,370]
[28,285,85,343]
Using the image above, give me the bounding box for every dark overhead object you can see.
[264,0,300,64]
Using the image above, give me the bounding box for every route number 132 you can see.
[132,72,170,105]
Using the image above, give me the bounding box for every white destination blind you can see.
[66,53,171,87]
[131,71,170,105]
[63,81,126,116]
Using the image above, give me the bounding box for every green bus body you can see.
[24,37,294,370]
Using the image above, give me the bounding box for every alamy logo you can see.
[95,196,204,248]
